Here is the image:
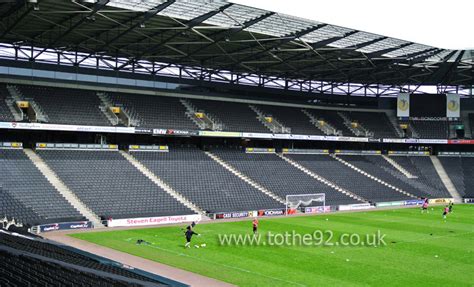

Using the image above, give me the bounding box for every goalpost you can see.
[285,193,326,215]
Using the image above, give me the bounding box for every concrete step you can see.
[120,151,205,215]
[205,151,285,204]
[23,149,104,228]
[430,156,462,203]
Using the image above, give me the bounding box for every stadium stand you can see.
[304,109,354,136]
[37,150,193,219]
[343,111,399,138]
[108,92,198,130]
[286,154,412,202]
[0,85,15,122]
[388,156,450,197]
[212,148,358,205]
[17,85,110,126]
[0,149,84,225]
[254,105,324,135]
[188,99,269,132]
[339,155,431,198]
[0,230,170,286]
[409,119,449,139]
[438,156,474,198]
[131,146,282,213]
[469,114,474,137]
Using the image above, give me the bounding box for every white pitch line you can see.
[128,240,308,287]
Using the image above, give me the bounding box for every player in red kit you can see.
[252,218,259,235]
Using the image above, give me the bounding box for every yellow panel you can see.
[318,120,325,126]
[264,117,273,123]
[130,145,139,149]
[399,124,408,129]
[110,107,121,114]
[38,143,47,148]
[195,112,204,119]
[159,146,168,150]
[351,122,358,128]
[11,142,20,148]
[17,101,29,108]
[108,144,118,149]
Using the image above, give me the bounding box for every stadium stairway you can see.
[205,151,285,204]
[276,153,367,203]
[330,154,417,199]
[430,156,462,202]
[382,155,417,178]
[23,149,104,227]
[119,151,206,216]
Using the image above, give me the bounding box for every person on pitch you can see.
[252,218,259,235]
[184,225,199,248]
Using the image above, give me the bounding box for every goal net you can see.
[285,193,325,214]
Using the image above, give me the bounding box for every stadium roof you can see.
[0,0,473,89]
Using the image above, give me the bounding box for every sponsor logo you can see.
[153,129,167,135]
[108,214,201,227]
[166,129,192,135]
[134,128,152,134]
[69,222,90,229]
[404,200,425,206]
[339,203,374,211]
[42,224,59,231]
[258,209,285,217]
[305,206,331,214]
[428,198,453,204]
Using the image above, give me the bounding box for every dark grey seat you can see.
[38,150,192,219]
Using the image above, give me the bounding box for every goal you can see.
[285,193,326,215]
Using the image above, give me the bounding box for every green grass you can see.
[71,205,474,287]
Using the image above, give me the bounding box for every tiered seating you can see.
[0,149,83,225]
[213,148,358,206]
[0,231,166,286]
[256,105,324,135]
[0,85,15,122]
[410,120,448,138]
[17,85,110,126]
[109,92,197,130]
[438,157,465,197]
[38,150,192,219]
[389,156,450,198]
[286,154,411,202]
[132,147,282,213]
[438,156,474,198]
[344,111,398,138]
[189,99,269,132]
[339,155,430,198]
[0,251,144,287]
[363,155,440,197]
[304,109,354,136]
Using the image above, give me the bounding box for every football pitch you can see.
[71,205,474,286]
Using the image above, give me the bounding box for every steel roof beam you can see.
[230,24,327,68]
[0,3,34,39]
[116,3,233,70]
[430,50,465,84]
[33,0,110,59]
[365,42,412,59]
[171,11,275,63]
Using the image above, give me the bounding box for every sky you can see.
[231,0,473,50]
